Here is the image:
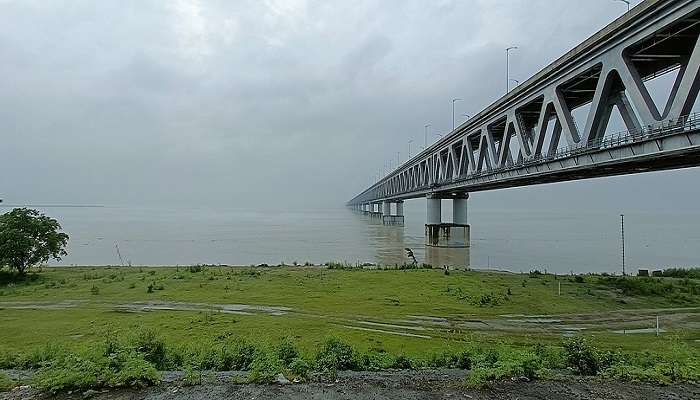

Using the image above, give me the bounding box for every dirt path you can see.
[3,370,699,400]
[2,300,699,339]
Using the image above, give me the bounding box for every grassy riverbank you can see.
[0,265,699,391]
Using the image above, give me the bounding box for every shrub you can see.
[0,373,14,392]
[220,338,257,370]
[247,350,282,384]
[285,358,311,382]
[315,337,355,372]
[188,265,205,273]
[15,343,66,369]
[423,350,471,369]
[562,337,599,375]
[466,351,544,387]
[33,350,159,393]
[132,329,167,370]
[353,350,391,371]
[389,354,412,369]
[661,268,700,279]
[274,338,299,366]
[180,366,214,386]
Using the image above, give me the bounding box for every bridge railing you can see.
[353,112,700,203]
[430,112,700,188]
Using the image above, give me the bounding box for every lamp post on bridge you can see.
[452,98,462,132]
[614,0,631,12]
[506,46,518,94]
[424,124,431,148]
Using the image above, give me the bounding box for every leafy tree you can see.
[0,208,69,274]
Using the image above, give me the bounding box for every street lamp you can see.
[424,124,431,148]
[452,98,462,132]
[506,46,518,93]
[614,0,630,12]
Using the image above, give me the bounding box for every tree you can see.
[0,208,69,274]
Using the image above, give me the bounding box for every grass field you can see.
[0,265,698,354]
[0,265,699,390]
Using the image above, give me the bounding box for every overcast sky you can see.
[1,0,698,211]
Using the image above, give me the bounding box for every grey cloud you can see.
[0,0,698,211]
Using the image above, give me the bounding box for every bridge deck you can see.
[349,0,700,205]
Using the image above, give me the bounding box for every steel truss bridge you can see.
[348,0,700,207]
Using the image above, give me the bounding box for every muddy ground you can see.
[2,300,699,338]
[3,370,699,400]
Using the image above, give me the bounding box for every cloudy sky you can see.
[1,0,698,210]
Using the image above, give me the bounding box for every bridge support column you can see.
[383,200,405,226]
[370,203,382,219]
[425,193,470,250]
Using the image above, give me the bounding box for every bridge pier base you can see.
[425,194,470,249]
[383,200,405,226]
[370,203,382,219]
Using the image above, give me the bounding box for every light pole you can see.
[424,124,431,148]
[408,140,413,159]
[506,46,518,93]
[452,98,462,132]
[614,0,631,12]
[620,214,626,276]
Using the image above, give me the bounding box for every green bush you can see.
[353,350,391,371]
[247,350,282,384]
[33,349,159,393]
[15,343,66,369]
[315,337,355,372]
[131,330,167,370]
[466,351,544,387]
[220,338,257,370]
[180,366,214,386]
[661,268,700,279]
[274,337,299,366]
[389,354,412,369]
[0,350,17,369]
[285,358,311,382]
[0,373,15,392]
[562,337,599,375]
[423,350,471,369]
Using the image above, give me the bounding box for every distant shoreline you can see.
[0,204,105,208]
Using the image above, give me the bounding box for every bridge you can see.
[347,0,700,250]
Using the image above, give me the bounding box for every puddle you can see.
[506,319,562,324]
[612,328,667,334]
[357,320,427,331]
[406,315,450,323]
[340,325,432,339]
[0,300,86,310]
[115,301,291,316]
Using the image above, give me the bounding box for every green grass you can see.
[0,266,699,389]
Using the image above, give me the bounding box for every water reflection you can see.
[359,210,470,268]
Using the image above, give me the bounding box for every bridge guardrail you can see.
[413,112,700,192]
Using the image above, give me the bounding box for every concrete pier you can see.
[383,200,405,226]
[425,194,470,249]
[370,202,382,219]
